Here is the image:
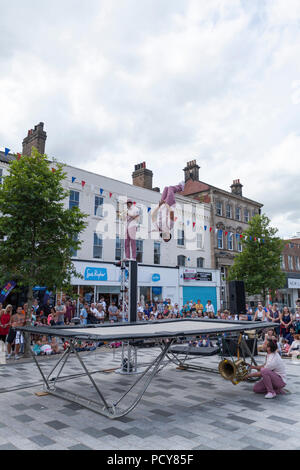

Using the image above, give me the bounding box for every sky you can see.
[0,0,300,239]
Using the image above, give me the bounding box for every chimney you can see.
[183,160,200,182]
[22,122,47,156]
[230,179,243,196]
[132,162,153,190]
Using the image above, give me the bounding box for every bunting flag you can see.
[204,226,207,231]
[147,207,151,213]
[210,227,213,232]
[72,177,76,183]
[100,188,104,195]
[225,231,228,236]
[51,168,56,173]
[193,222,196,228]
[4,148,10,156]
[81,181,86,188]
[187,220,190,226]
[109,192,112,198]
[17,153,21,161]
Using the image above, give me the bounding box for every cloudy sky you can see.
[0,0,300,238]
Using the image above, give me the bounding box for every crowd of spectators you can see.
[0,296,300,360]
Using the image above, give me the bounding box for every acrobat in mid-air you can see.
[152,182,185,242]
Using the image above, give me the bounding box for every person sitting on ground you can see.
[39,335,53,355]
[245,340,287,398]
[285,327,296,346]
[50,337,61,354]
[281,338,290,357]
[287,334,300,359]
[205,300,215,317]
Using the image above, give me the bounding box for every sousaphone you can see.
[218,358,250,385]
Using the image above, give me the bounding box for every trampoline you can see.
[16,319,274,419]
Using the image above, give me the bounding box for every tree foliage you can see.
[0,148,87,325]
[228,214,286,301]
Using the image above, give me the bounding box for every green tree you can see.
[0,148,87,355]
[228,214,286,302]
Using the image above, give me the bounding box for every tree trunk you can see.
[23,284,33,358]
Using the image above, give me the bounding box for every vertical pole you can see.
[77,285,80,316]
[128,260,138,323]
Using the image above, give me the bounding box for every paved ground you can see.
[0,345,299,450]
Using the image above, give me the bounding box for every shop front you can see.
[274,274,300,311]
[179,267,221,313]
[71,261,180,310]
[138,266,179,305]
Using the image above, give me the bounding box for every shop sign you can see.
[288,278,300,289]
[84,267,108,281]
[183,270,212,281]
[152,274,161,282]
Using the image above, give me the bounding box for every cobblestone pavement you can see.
[0,346,299,450]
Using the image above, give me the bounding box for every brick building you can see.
[180,160,263,308]
[274,235,300,310]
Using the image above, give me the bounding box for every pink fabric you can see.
[253,368,286,395]
[161,184,184,207]
[125,225,137,259]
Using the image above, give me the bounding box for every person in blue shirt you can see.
[80,303,88,325]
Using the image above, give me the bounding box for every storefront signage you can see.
[288,278,300,289]
[84,267,108,281]
[152,274,161,282]
[183,270,212,282]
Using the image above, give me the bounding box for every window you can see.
[235,207,241,221]
[136,240,143,263]
[115,235,121,261]
[154,241,161,265]
[70,234,78,257]
[93,233,103,259]
[295,256,300,271]
[226,204,232,218]
[137,205,143,225]
[0,169,2,185]
[244,209,249,223]
[227,232,233,250]
[217,230,223,249]
[237,238,243,252]
[197,233,203,249]
[177,255,186,267]
[288,255,293,270]
[216,201,222,216]
[280,255,285,270]
[94,196,104,217]
[69,190,79,209]
[177,229,185,246]
[197,257,204,268]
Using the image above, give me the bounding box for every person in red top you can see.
[0,305,12,343]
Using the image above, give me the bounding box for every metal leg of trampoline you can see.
[31,338,175,419]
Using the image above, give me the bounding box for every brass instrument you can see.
[218,358,250,385]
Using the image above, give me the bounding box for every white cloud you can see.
[0,0,299,239]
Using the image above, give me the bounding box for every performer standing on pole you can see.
[123,199,140,261]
